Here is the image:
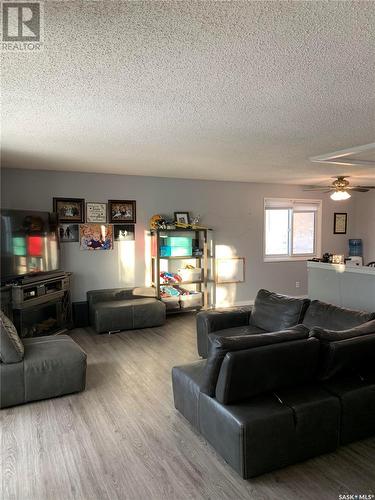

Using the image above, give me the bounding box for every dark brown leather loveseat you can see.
[172,290,375,478]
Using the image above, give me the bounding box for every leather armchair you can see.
[1,335,87,409]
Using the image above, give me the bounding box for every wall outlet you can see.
[295,281,301,289]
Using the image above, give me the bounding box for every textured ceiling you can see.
[2,1,375,184]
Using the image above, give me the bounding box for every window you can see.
[264,198,322,261]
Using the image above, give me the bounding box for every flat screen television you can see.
[1,209,60,283]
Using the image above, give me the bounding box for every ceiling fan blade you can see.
[353,185,375,189]
[348,187,370,192]
[303,186,332,191]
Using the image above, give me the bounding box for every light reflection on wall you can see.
[215,244,237,307]
[118,240,135,285]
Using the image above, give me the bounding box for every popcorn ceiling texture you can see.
[2,1,375,184]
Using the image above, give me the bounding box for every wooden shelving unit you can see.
[150,228,214,312]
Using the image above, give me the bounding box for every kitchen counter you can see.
[307,261,375,312]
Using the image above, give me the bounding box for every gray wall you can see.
[352,191,375,264]
[1,168,356,302]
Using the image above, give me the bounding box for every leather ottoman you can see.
[87,288,166,334]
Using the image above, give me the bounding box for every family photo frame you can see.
[108,200,136,223]
[53,198,85,223]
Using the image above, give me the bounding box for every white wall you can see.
[1,168,356,303]
[351,191,375,264]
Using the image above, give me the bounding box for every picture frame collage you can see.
[53,198,136,250]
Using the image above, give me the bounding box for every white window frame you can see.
[263,198,322,262]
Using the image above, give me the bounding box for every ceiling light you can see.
[330,190,351,201]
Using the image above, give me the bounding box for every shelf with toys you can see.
[149,213,215,313]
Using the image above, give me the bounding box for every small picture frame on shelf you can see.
[86,202,107,223]
[333,212,347,234]
[53,198,85,223]
[174,212,190,225]
[108,200,136,223]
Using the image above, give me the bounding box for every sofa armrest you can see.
[309,319,375,342]
[196,307,252,358]
[318,333,375,380]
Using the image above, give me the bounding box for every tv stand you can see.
[10,273,72,338]
[17,270,66,285]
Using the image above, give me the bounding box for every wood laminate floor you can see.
[1,313,375,500]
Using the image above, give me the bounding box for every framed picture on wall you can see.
[58,224,79,242]
[108,200,136,223]
[53,198,85,223]
[114,224,135,241]
[334,212,347,234]
[79,224,113,250]
[86,202,107,223]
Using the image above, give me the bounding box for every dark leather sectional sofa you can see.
[172,289,375,478]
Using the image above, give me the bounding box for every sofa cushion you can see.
[199,385,339,478]
[23,335,87,403]
[0,361,25,408]
[0,311,24,364]
[249,289,310,332]
[201,325,309,397]
[322,374,375,444]
[302,300,375,330]
[215,337,320,404]
[199,392,294,478]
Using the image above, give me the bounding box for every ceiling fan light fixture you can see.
[330,190,351,201]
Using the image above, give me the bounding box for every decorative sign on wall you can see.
[79,224,113,250]
[86,202,107,223]
[333,212,347,234]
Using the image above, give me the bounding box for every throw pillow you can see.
[0,310,24,363]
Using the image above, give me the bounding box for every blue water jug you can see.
[349,239,363,257]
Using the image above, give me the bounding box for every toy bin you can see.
[178,268,202,282]
[166,237,192,256]
[180,292,203,309]
[161,296,180,310]
[160,246,172,257]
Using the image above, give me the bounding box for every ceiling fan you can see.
[303,176,375,200]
